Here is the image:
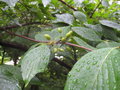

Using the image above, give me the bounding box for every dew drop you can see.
[84,82,87,87]
[76,68,80,72]
[86,66,90,70]
[92,61,98,65]
[87,61,90,64]
[106,80,109,84]
[115,60,117,63]
[113,86,116,90]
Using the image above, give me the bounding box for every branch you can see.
[0,40,71,70]
[65,42,92,51]
[0,22,51,30]
[89,1,102,18]
[58,0,77,11]
[53,58,71,70]
[0,30,93,51]
[0,40,28,51]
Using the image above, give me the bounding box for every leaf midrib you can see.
[92,47,117,89]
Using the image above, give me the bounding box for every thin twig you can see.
[0,22,51,30]
[89,0,102,18]
[71,46,77,61]
[1,48,5,64]
[5,31,49,43]
[65,42,92,51]
[0,40,71,70]
[3,30,93,51]
[53,58,71,70]
[58,0,77,11]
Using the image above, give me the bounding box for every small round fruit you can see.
[53,48,58,53]
[44,34,51,40]
[61,37,66,42]
[57,28,62,33]
[66,31,73,38]
[58,48,64,52]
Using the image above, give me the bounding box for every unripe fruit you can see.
[66,47,71,51]
[44,34,51,40]
[58,48,64,52]
[53,48,58,53]
[66,31,73,38]
[61,37,66,42]
[68,39,72,42]
[57,28,62,33]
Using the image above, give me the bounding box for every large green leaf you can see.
[54,13,74,25]
[73,27,101,41]
[73,11,87,23]
[42,0,51,7]
[97,41,120,48]
[73,37,96,50]
[0,65,22,90]
[0,0,19,7]
[65,47,120,90]
[100,20,120,31]
[101,26,118,41]
[21,44,51,86]
[84,24,103,37]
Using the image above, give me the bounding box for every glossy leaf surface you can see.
[21,44,50,86]
[65,47,120,90]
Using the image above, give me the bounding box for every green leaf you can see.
[73,27,101,41]
[73,37,96,50]
[0,65,22,90]
[0,0,19,7]
[73,11,87,23]
[54,13,74,25]
[100,20,120,31]
[84,24,103,37]
[21,44,51,86]
[42,0,51,7]
[97,41,120,48]
[65,47,120,90]
[101,26,118,41]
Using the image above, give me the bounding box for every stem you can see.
[58,0,77,11]
[1,30,93,51]
[0,40,72,70]
[0,22,51,30]
[65,42,92,51]
[53,58,72,70]
[6,31,49,43]
[72,46,77,61]
[1,49,5,64]
[89,0,102,18]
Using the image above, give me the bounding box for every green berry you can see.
[57,28,62,33]
[44,34,51,40]
[58,48,64,52]
[61,37,66,42]
[66,31,73,38]
[53,48,58,53]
